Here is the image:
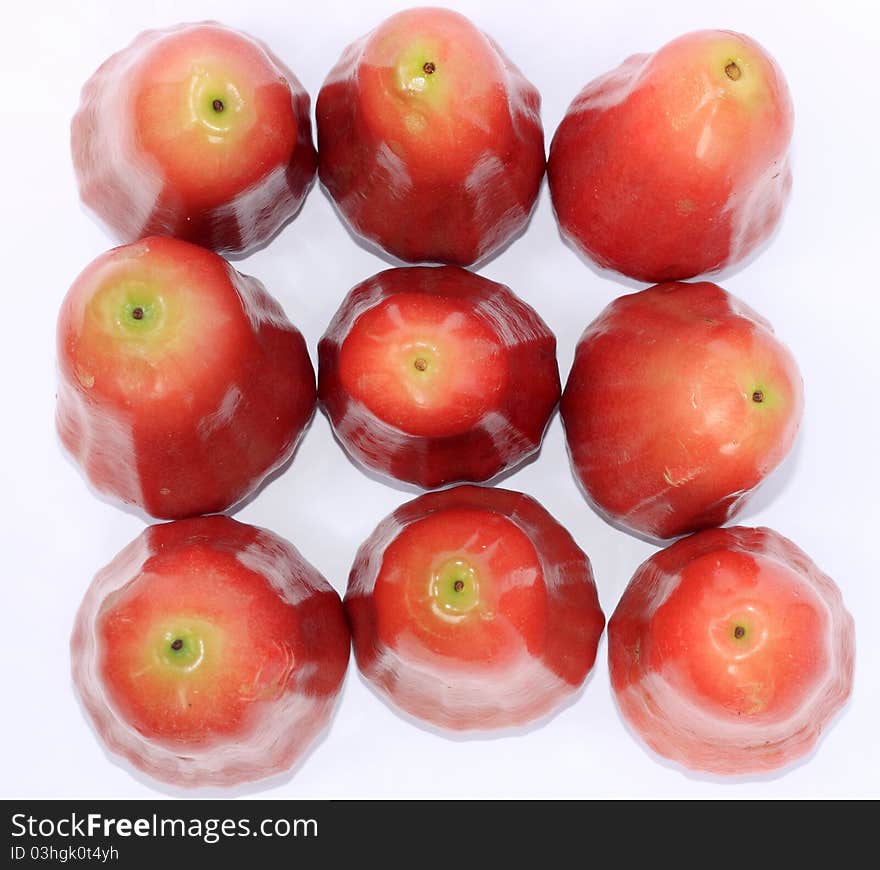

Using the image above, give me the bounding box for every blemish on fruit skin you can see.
[159,487,171,495]
[76,368,94,389]
[676,198,697,215]
[405,112,427,134]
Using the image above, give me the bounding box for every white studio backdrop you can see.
[0,0,878,798]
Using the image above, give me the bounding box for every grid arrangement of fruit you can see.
[58,10,854,789]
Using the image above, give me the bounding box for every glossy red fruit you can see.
[549,30,793,282]
[609,526,854,774]
[71,515,351,787]
[561,282,803,540]
[346,485,605,731]
[57,236,315,519]
[72,22,317,256]
[316,7,545,266]
[319,266,560,488]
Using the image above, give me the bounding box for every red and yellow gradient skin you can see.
[57,237,316,519]
[319,266,560,488]
[71,516,351,787]
[317,7,545,266]
[609,527,854,774]
[72,22,317,256]
[560,282,803,540]
[345,486,605,731]
[549,30,793,282]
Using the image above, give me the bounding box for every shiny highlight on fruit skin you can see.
[319,266,561,489]
[316,7,545,266]
[71,515,351,788]
[560,281,803,541]
[56,236,316,520]
[72,21,317,256]
[608,526,855,775]
[548,29,793,282]
[345,485,606,731]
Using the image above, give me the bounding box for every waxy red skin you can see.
[71,516,350,787]
[72,22,317,256]
[561,282,803,540]
[57,237,316,519]
[318,266,560,488]
[608,527,854,775]
[345,485,605,731]
[549,30,793,282]
[316,7,545,266]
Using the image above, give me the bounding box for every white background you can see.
[1,0,878,799]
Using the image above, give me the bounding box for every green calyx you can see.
[430,558,480,617]
[394,41,447,108]
[407,345,438,379]
[746,382,782,412]
[85,278,170,344]
[120,296,162,332]
[731,622,750,642]
[109,281,166,336]
[156,625,207,673]
[187,68,246,135]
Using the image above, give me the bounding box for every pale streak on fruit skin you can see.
[71,21,317,256]
[71,516,349,788]
[608,526,855,775]
[345,486,605,731]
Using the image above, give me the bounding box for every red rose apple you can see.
[71,515,350,787]
[345,485,605,730]
[57,236,315,519]
[316,7,545,266]
[72,22,317,256]
[318,266,560,488]
[608,526,854,774]
[561,281,803,540]
[548,30,793,282]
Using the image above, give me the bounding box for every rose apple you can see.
[316,7,545,266]
[72,22,316,256]
[548,30,793,282]
[71,515,350,787]
[319,266,560,488]
[57,236,315,519]
[608,526,854,774]
[561,281,803,540]
[346,485,605,730]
